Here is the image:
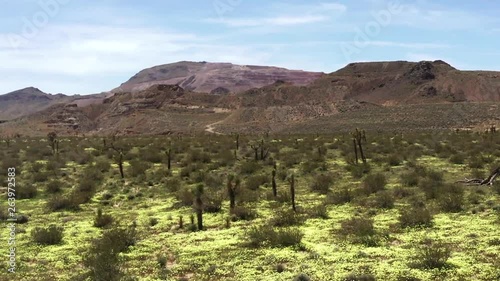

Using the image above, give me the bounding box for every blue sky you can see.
[1,0,499,95]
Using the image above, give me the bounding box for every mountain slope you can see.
[0,87,109,121]
[1,60,499,136]
[113,61,325,94]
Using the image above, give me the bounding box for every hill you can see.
[1,60,499,136]
[0,87,109,121]
[112,61,325,94]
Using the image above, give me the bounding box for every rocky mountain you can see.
[1,60,499,136]
[112,61,325,94]
[0,87,109,121]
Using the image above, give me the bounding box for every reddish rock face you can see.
[112,61,325,94]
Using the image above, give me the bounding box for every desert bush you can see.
[307,205,329,219]
[204,191,223,213]
[271,209,304,227]
[95,157,111,173]
[128,159,151,178]
[149,217,159,227]
[343,273,376,281]
[165,177,181,193]
[437,184,464,213]
[245,174,268,190]
[310,173,334,194]
[393,186,415,199]
[94,208,114,228]
[372,190,395,209]
[418,174,444,200]
[400,171,420,187]
[339,216,378,246]
[78,177,97,193]
[327,187,352,205]
[83,225,137,281]
[346,163,371,179]
[293,273,312,281]
[413,239,451,269]
[230,206,258,221]
[399,203,433,228]
[246,225,303,248]
[32,225,64,245]
[47,190,90,212]
[449,153,465,164]
[217,149,235,167]
[18,184,38,199]
[387,153,403,166]
[33,172,49,183]
[203,173,223,189]
[46,180,62,194]
[176,187,194,207]
[239,161,261,174]
[187,149,211,164]
[362,173,387,195]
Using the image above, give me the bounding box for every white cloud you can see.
[206,2,346,27]
[0,24,284,94]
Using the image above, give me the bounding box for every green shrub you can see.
[94,208,114,228]
[400,171,420,187]
[247,225,303,248]
[327,187,352,205]
[399,203,433,228]
[83,226,137,281]
[346,163,371,179]
[293,273,312,281]
[343,273,376,281]
[310,173,334,194]
[32,225,64,245]
[449,153,465,164]
[46,180,62,194]
[372,190,395,209]
[128,160,151,178]
[437,184,464,213]
[18,184,38,199]
[362,173,387,194]
[307,205,329,219]
[239,161,261,174]
[230,206,257,221]
[271,209,304,227]
[149,217,159,227]
[33,172,49,183]
[95,157,111,173]
[245,174,269,190]
[339,216,377,246]
[387,154,403,166]
[413,239,451,269]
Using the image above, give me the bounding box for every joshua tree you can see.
[234,133,240,150]
[227,175,240,210]
[288,173,296,212]
[165,148,172,170]
[179,215,184,229]
[47,132,59,154]
[353,139,359,164]
[352,129,367,164]
[271,170,277,197]
[106,140,125,179]
[250,139,270,161]
[193,185,204,231]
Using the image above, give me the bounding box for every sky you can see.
[1,0,499,95]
